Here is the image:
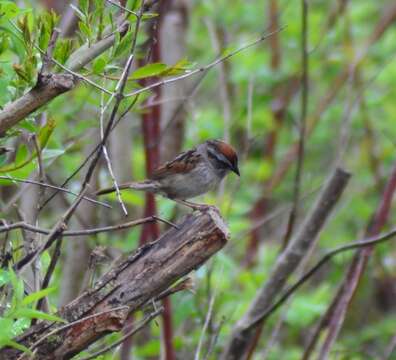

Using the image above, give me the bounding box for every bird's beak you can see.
[232,165,240,176]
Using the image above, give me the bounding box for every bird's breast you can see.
[159,162,220,199]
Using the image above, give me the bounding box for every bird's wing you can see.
[151,149,202,180]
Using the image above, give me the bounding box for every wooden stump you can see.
[1,208,229,360]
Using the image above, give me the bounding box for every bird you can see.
[96,139,240,210]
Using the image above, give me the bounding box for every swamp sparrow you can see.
[96,140,240,209]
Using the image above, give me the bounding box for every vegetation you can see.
[1,0,396,359]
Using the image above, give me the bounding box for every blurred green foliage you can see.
[1,0,396,359]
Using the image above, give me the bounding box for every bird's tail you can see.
[96,180,156,196]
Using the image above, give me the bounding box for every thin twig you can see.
[0,216,176,236]
[282,0,308,249]
[125,27,285,98]
[40,28,60,74]
[248,227,396,328]
[36,235,63,311]
[0,175,111,209]
[195,291,217,360]
[203,316,226,360]
[105,0,138,17]
[13,189,87,272]
[100,80,128,215]
[79,307,163,360]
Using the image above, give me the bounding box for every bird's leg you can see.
[173,199,215,212]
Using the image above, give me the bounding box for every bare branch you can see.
[282,0,308,248]
[0,175,111,209]
[79,307,163,360]
[0,216,175,236]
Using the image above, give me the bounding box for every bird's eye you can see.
[208,149,232,169]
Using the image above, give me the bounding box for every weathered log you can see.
[0,208,228,360]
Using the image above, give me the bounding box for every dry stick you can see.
[203,316,226,360]
[99,81,128,215]
[40,28,60,74]
[220,168,351,360]
[317,161,396,360]
[282,0,308,249]
[194,289,217,360]
[78,307,163,360]
[31,134,50,313]
[0,176,111,209]
[0,216,177,236]
[36,235,63,312]
[153,277,194,303]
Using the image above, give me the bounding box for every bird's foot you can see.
[174,199,217,212]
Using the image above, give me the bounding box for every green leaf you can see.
[0,34,9,54]
[69,3,86,22]
[41,148,65,160]
[11,308,66,323]
[92,56,107,74]
[54,39,73,65]
[157,58,193,77]
[79,0,89,16]
[0,119,56,173]
[130,62,168,80]
[12,318,30,336]
[0,318,13,342]
[22,287,56,306]
[141,12,158,20]
[0,269,11,287]
[17,15,31,45]
[38,22,50,50]
[113,30,133,58]
[2,340,32,355]
[0,1,19,19]
[8,267,24,309]
[78,21,92,41]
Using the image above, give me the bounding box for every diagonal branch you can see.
[0,17,129,135]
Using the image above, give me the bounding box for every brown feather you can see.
[211,140,238,164]
[151,149,202,180]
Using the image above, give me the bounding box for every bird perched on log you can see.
[96,139,240,210]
